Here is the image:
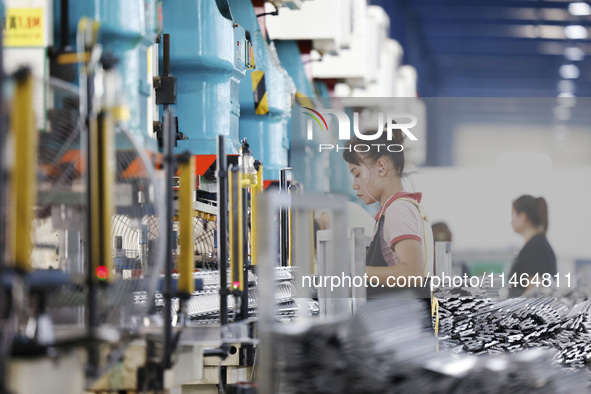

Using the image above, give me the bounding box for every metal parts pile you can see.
[153,267,319,324]
[272,298,589,393]
[436,282,591,375]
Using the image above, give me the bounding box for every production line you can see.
[0,0,590,393]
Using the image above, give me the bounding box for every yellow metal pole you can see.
[178,155,195,294]
[10,69,37,272]
[90,111,115,282]
[250,164,263,266]
[237,170,244,292]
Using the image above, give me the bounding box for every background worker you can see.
[508,195,557,297]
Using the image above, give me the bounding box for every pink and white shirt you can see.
[374,192,434,274]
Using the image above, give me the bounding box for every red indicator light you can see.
[232,281,240,289]
[96,265,109,281]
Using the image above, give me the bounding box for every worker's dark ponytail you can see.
[536,197,549,235]
[512,195,549,235]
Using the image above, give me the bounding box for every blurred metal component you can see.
[279,168,290,267]
[139,224,148,269]
[434,241,452,276]
[350,227,366,311]
[153,267,311,325]
[24,313,54,346]
[239,139,257,188]
[271,298,589,394]
[257,192,350,394]
[437,285,591,373]
[217,135,230,327]
[154,34,176,107]
[162,109,175,370]
[221,319,257,344]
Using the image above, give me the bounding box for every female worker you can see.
[508,195,557,297]
[343,126,433,298]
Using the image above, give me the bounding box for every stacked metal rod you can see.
[272,298,589,393]
[436,282,591,375]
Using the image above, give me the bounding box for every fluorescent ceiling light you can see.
[568,2,591,16]
[564,46,585,61]
[515,24,565,39]
[564,25,588,39]
[536,25,567,39]
[557,79,576,93]
[559,64,580,79]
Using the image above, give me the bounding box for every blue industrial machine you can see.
[228,0,294,185]
[273,40,332,193]
[162,0,249,167]
[54,0,160,151]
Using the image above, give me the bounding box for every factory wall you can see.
[411,167,591,281]
[455,124,591,168]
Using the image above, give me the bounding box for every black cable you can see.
[218,363,227,394]
[256,3,278,18]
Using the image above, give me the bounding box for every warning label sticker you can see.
[4,8,44,47]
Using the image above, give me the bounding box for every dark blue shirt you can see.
[508,234,557,297]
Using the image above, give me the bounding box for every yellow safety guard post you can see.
[228,167,244,293]
[10,68,36,272]
[90,111,115,283]
[250,163,263,267]
[236,169,244,292]
[178,153,195,295]
[229,167,245,292]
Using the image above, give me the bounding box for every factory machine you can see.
[0,0,312,392]
[0,0,436,393]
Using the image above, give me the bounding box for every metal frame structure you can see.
[256,191,351,394]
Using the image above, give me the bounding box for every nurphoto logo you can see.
[302,108,418,152]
